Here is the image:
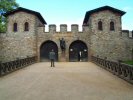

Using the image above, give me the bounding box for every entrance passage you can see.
[40,40,58,62]
[69,40,88,62]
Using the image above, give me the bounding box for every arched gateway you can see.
[40,40,58,62]
[69,40,88,62]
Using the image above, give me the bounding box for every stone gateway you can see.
[0,6,133,62]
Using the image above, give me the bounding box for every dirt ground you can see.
[0,62,133,100]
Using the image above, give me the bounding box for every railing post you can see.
[131,68,133,81]
[91,56,133,84]
[117,60,121,76]
[0,62,2,76]
[0,56,37,77]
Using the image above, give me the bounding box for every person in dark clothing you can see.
[49,49,55,67]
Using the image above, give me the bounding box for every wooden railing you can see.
[0,56,37,76]
[91,56,133,84]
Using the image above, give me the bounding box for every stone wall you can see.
[121,31,133,60]
[0,11,42,62]
[37,24,91,62]
[0,33,36,62]
[87,10,133,61]
[0,8,132,62]
[89,10,122,35]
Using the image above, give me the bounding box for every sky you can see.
[16,0,133,31]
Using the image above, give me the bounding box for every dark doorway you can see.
[40,41,58,62]
[69,40,88,62]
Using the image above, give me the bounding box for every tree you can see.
[0,0,19,33]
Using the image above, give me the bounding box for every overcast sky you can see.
[16,0,133,31]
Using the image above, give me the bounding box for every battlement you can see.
[122,30,133,38]
[39,24,90,33]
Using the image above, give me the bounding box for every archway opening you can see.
[69,40,88,62]
[40,40,58,62]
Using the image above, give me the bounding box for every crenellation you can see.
[129,31,133,38]
[131,31,133,38]
[122,30,133,38]
[60,24,67,33]
[49,24,56,34]
[122,30,129,38]
[123,30,129,32]
[39,24,89,33]
[71,24,79,33]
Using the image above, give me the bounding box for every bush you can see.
[123,61,133,66]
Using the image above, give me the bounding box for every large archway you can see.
[69,40,88,62]
[40,40,58,62]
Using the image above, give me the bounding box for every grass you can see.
[123,61,133,66]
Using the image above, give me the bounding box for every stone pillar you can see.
[60,24,67,33]
[49,24,56,34]
[71,24,78,34]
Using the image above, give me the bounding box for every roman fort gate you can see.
[0,6,133,62]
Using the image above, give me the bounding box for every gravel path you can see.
[0,62,133,100]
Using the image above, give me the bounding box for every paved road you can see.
[0,62,133,100]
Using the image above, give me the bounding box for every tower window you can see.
[13,23,17,32]
[98,21,103,31]
[24,22,29,31]
[110,21,115,31]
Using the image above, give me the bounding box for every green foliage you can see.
[0,0,19,33]
[123,61,133,66]
[0,23,6,33]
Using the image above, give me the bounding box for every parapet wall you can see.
[38,24,133,39]
[122,30,133,39]
[39,24,90,33]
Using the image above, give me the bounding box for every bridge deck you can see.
[0,62,133,100]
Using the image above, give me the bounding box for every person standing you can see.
[49,49,55,67]
[79,51,82,61]
[78,51,82,61]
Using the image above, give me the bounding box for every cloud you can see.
[122,23,133,31]
[123,6,132,11]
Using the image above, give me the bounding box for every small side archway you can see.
[40,40,58,62]
[69,40,88,62]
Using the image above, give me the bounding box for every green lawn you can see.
[123,61,133,66]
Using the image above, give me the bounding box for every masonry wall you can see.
[88,10,133,61]
[37,24,91,62]
[0,9,133,63]
[121,31,133,60]
[0,33,36,62]
[0,12,38,62]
